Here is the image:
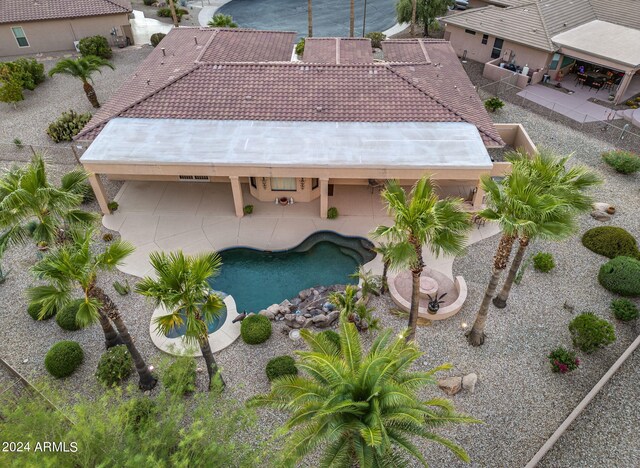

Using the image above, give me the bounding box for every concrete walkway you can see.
[130,10,173,45]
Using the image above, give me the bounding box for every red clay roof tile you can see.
[0,0,132,24]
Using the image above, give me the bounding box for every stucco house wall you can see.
[445,24,552,71]
[0,13,130,57]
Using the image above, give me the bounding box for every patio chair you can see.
[576,73,587,87]
[590,80,603,93]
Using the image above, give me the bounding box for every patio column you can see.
[88,173,111,215]
[614,71,634,105]
[320,177,329,219]
[229,176,244,218]
[472,181,485,210]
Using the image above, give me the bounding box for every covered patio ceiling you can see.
[79,118,493,171]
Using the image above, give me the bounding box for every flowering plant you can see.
[548,346,580,374]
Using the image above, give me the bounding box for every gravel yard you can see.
[1,66,639,467]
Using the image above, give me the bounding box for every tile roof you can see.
[381,39,435,63]
[589,0,640,30]
[76,29,504,147]
[303,38,374,64]
[0,0,132,24]
[198,29,296,63]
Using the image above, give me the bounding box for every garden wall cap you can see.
[0,0,132,24]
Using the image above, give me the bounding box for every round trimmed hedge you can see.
[240,314,272,344]
[611,299,639,321]
[598,256,640,297]
[56,299,84,331]
[318,330,341,349]
[265,355,298,381]
[582,227,639,260]
[96,345,133,386]
[44,341,84,378]
[27,302,56,321]
[533,252,555,272]
[568,312,616,353]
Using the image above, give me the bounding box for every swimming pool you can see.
[209,231,375,314]
[164,300,228,338]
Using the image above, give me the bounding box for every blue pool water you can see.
[164,303,228,338]
[208,232,375,314]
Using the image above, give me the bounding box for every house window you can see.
[482,34,488,45]
[490,38,504,59]
[270,177,297,191]
[549,53,561,70]
[312,178,319,189]
[464,29,476,35]
[250,177,257,188]
[11,27,29,47]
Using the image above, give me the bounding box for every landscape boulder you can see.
[462,373,478,393]
[437,376,462,396]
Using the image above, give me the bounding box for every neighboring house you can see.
[443,0,640,104]
[0,0,133,58]
[75,28,534,218]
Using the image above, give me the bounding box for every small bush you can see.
[365,32,386,49]
[27,302,56,321]
[143,0,155,5]
[602,150,640,175]
[318,329,341,349]
[484,97,504,112]
[598,256,640,297]
[107,201,119,212]
[240,314,272,344]
[150,33,166,47]
[243,204,254,215]
[162,357,197,395]
[548,346,580,374]
[119,397,157,432]
[157,7,188,21]
[582,226,640,260]
[113,280,131,296]
[44,341,84,378]
[265,355,298,381]
[13,138,23,148]
[46,110,92,143]
[78,36,112,59]
[611,298,639,321]
[295,38,305,56]
[568,312,616,353]
[96,345,133,386]
[0,58,45,91]
[327,207,339,219]
[55,299,84,331]
[533,252,555,272]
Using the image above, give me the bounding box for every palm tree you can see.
[373,177,471,342]
[48,56,114,108]
[308,0,313,37]
[492,150,602,309]
[136,251,226,390]
[28,226,157,390]
[207,14,238,28]
[374,241,393,294]
[250,318,478,466]
[0,154,96,249]
[466,171,569,346]
[350,0,355,37]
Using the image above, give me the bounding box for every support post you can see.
[472,181,485,210]
[229,176,244,218]
[88,173,110,215]
[613,71,634,105]
[320,178,329,219]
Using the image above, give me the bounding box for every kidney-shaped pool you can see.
[209,231,376,313]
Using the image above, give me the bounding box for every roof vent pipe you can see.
[194,36,198,45]
[161,47,166,56]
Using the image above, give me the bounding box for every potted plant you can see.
[426,292,447,314]
[278,197,288,206]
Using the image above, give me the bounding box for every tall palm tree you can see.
[466,171,568,346]
[250,318,478,466]
[136,251,226,390]
[0,154,96,249]
[373,177,471,342]
[350,0,355,37]
[28,226,157,390]
[411,0,417,36]
[207,14,238,28]
[492,150,602,309]
[308,0,313,37]
[374,241,393,294]
[48,56,115,108]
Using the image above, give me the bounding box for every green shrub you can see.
[318,329,341,349]
[118,397,157,432]
[13,137,23,148]
[240,314,272,344]
[0,76,23,105]
[327,207,339,219]
[532,252,555,272]
[55,299,84,331]
[143,0,155,5]
[582,226,639,260]
[107,201,119,211]
[96,345,133,386]
[265,355,298,381]
[365,32,386,49]
[598,256,640,297]
[243,204,254,215]
[0,58,45,91]
[150,33,166,47]
[602,150,640,174]
[27,301,56,321]
[162,357,197,395]
[46,110,92,143]
[611,298,639,321]
[44,341,84,378]
[295,38,305,56]
[157,7,188,21]
[568,312,616,353]
[78,36,112,59]
[113,279,131,296]
[548,346,580,374]
[484,97,504,112]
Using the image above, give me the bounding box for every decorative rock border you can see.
[149,295,241,356]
